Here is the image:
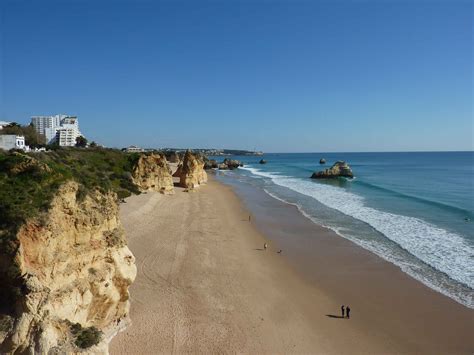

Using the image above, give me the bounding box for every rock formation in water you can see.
[0,181,137,354]
[259,159,267,164]
[173,150,207,188]
[131,153,174,194]
[311,161,354,179]
[218,158,243,170]
[204,159,218,170]
[319,158,326,164]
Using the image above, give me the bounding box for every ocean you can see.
[212,152,474,308]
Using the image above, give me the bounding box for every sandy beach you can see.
[110,176,474,354]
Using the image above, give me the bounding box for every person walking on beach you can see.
[264,243,268,251]
[341,305,345,318]
[346,306,351,319]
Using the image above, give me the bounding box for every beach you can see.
[110,175,474,354]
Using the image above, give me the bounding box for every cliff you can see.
[0,181,136,354]
[131,153,174,194]
[173,151,207,189]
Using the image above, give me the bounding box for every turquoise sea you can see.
[213,152,474,308]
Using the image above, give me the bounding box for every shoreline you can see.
[111,175,474,354]
[218,170,474,306]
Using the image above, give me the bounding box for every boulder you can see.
[131,153,174,194]
[319,158,326,164]
[174,150,207,188]
[259,159,267,164]
[217,163,228,170]
[311,161,354,179]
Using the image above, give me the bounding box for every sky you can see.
[0,0,472,152]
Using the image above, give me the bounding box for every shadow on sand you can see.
[326,314,345,319]
[254,248,264,251]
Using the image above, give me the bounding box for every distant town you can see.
[0,115,263,156]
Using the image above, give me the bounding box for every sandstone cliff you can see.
[173,151,207,189]
[131,153,174,194]
[0,181,137,354]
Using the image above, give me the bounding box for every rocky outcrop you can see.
[8,152,52,175]
[173,151,207,189]
[0,181,137,354]
[131,153,174,194]
[204,159,218,170]
[319,158,326,164]
[259,159,267,164]
[218,159,243,170]
[311,161,354,179]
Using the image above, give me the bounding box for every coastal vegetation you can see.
[70,323,102,349]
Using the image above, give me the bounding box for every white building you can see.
[31,114,82,146]
[0,121,12,130]
[31,114,64,143]
[0,135,27,151]
[124,145,144,153]
[56,116,81,147]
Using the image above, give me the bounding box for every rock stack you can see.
[131,153,174,194]
[173,150,208,188]
[311,161,354,179]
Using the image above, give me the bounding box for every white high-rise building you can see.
[31,114,83,146]
[31,114,66,144]
[56,116,82,147]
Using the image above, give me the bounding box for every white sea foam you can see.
[241,166,474,308]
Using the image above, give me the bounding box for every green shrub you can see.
[0,315,13,333]
[70,323,102,349]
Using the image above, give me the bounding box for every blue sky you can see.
[0,0,472,152]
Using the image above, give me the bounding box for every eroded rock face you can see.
[311,161,354,179]
[173,151,207,189]
[8,152,52,175]
[131,153,174,194]
[0,182,137,354]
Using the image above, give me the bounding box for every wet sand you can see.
[110,176,474,354]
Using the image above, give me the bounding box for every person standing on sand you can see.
[264,243,268,251]
[341,305,345,318]
[346,306,351,319]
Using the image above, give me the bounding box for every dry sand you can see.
[110,177,473,354]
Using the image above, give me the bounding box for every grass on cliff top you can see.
[0,147,141,245]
